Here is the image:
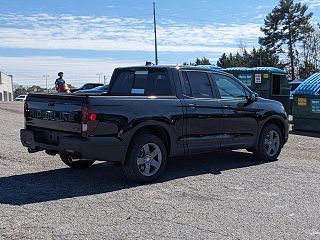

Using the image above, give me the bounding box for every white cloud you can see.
[301,0,320,7]
[256,5,273,10]
[0,56,139,87]
[0,13,264,86]
[253,14,265,20]
[0,13,262,53]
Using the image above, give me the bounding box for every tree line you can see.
[13,84,75,98]
[188,0,320,80]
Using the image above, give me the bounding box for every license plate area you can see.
[34,130,61,145]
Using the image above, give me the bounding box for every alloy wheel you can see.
[137,143,162,177]
[264,130,280,157]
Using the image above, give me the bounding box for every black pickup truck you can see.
[21,66,289,182]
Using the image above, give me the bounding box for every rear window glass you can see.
[182,71,213,98]
[110,69,171,96]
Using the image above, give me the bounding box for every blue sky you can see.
[0,0,319,87]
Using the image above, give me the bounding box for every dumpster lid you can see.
[293,73,320,96]
[224,67,286,74]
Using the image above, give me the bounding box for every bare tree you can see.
[298,24,320,79]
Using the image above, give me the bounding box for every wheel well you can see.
[263,118,286,145]
[129,125,171,155]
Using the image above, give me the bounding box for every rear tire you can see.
[60,154,95,169]
[254,124,283,162]
[122,133,167,183]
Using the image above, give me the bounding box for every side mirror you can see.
[247,92,258,102]
[251,92,258,101]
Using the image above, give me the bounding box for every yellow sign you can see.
[298,98,307,106]
[263,74,269,78]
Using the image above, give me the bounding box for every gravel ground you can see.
[0,101,320,240]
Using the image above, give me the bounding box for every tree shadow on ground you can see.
[0,151,264,205]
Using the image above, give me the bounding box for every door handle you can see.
[188,103,199,109]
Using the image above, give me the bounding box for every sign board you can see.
[131,89,145,94]
[263,74,269,79]
[255,74,262,84]
[311,99,320,113]
[238,74,252,86]
[298,98,307,106]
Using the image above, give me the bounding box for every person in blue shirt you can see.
[55,72,69,93]
[55,72,65,87]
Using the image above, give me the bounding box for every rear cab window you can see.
[109,68,172,96]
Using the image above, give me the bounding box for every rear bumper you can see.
[284,119,289,144]
[20,129,126,163]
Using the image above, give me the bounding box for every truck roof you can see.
[115,65,225,73]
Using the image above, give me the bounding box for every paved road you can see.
[0,102,320,239]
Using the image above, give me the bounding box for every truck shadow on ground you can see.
[0,151,264,205]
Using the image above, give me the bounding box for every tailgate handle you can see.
[48,103,55,107]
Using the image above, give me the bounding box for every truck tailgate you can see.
[25,93,85,134]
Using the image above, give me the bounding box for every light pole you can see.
[43,75,50,92]
[153,1,158,65]
[96,73,102,83]
[103,75,110,85]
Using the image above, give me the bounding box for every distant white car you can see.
[15,95,27,101]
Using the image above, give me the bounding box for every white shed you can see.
[0,72,14,101]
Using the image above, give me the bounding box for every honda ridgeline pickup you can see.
[21,66,289,182]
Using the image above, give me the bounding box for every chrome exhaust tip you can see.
[67,155,73,163]
[28,147,39,153]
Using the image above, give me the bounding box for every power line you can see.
[96,73,102,83]
[43,74,50,92]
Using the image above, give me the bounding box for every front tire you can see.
[60,154,95,169]
[254,124,283,162]
[122,133,167,183]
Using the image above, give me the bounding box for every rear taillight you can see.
[24,101,28,118]
[88,113,97,121]
[82,105,89,124]
[81,105,98,137]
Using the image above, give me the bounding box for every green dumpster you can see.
[224,67,290,113]
[292,73,320,132]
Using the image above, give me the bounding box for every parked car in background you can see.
[75,84,108,93]
[15,95,27,101]
[69,83,104,93]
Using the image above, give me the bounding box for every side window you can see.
[84,84,94,89]
[212,74,247,100]
[182,71,213,98]
[109,70,171,96]
[145,71,171,95]
[181,71,192,97]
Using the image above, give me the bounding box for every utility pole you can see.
[153,2,158,65]
[43,75,50,92]
[96,73,102,83]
